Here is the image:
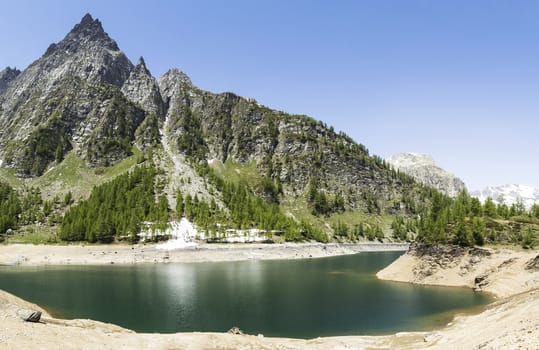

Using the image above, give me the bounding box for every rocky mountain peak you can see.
[158,68,193,107]
[66,13,114,48]
[121,56,165,118]
[28,13,133,90]
[387,152,467,198]
[0,14,140,176]
[160,68,192,87]
[43,14,116,58]
[134,56,151,75]
[80,13,96,26]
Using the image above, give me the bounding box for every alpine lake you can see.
[0,251,493,338]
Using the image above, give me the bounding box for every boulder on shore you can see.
[17,309,42,322]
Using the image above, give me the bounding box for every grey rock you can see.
[474,273,489,290]
[525,255,539,271]
[121,57,165,118]
[17,309,42,322]
[0,14,143,176]
[0,67,20,94]
[228,326,244,335]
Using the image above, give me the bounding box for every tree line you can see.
[392,190,538,247]
[0,182,67,238]
[60,164,168,243]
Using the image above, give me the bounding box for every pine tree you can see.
[455,219,472,247]
[471,217,485,246]
[176,189,184,217]
[483,197,497,217]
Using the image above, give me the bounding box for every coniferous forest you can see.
[59,165,166,243]
[1,160,538,247]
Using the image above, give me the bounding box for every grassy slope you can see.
[1,149,143,244]
[27,149,141,201]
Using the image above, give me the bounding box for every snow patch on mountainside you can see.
[470,184,539,209]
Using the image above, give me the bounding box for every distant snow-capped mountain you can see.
[386,152,467,198]
[470,184,539,209]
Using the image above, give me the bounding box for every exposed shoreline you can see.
[0,243,538,349]
[377,244,539,298]
[0,242,408,266]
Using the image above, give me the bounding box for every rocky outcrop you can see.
[387,153,467,197]
[379,243,539,299]
[121,57,165,118]
[408,243,491,279]
[0,67,20,94]
[17,309,42,323]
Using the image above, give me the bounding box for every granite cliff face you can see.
[387,153,466,198]
[0,14,429,217]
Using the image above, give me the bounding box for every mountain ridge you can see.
[0,14,435,242]
[471,184,539,209]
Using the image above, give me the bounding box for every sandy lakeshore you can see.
[0,242,408,266]
[0,243,538,349]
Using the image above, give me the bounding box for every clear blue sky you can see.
[2,0,538,190]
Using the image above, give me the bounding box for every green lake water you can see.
[0,251,492,338]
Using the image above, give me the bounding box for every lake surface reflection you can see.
[0,251,492,338]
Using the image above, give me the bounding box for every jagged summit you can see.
[0,13,140,176]
[75,13,104,31]
[158,68,194,108]
[135,57,151,75]
[44,13,116,57]
[79,13,96,26]
[161,68,193,86]
[387,152,467,198]
[122,56,165,118]
[70,13,107,42]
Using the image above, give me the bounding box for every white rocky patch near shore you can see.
[154,218,198,250]
[142,217,270,250]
